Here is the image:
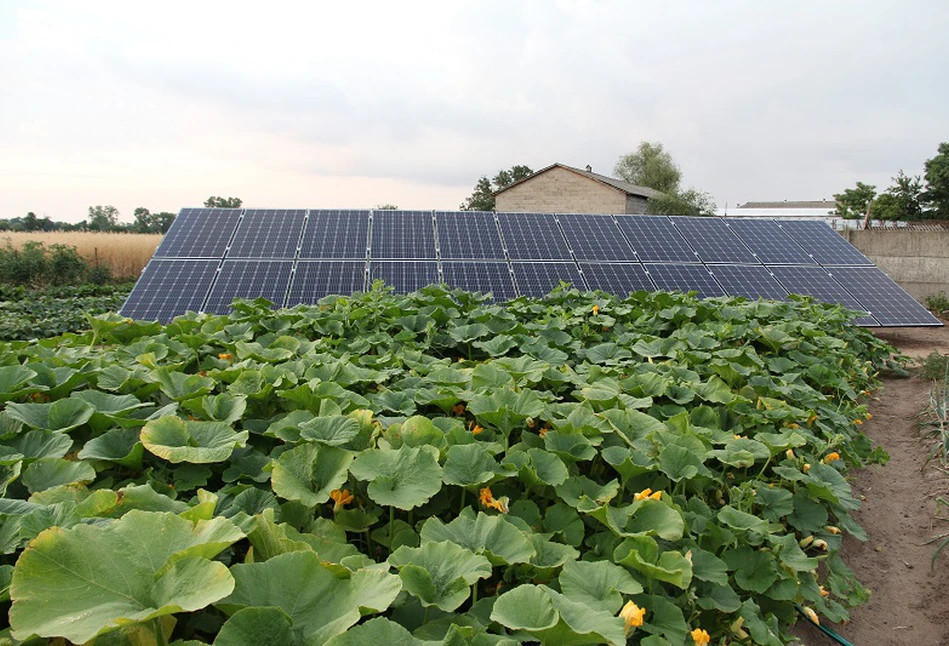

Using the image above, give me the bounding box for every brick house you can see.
[493,163,662,214]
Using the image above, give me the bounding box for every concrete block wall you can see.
[840,229,949,302]
[495,167,626,214]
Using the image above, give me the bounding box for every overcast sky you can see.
[1,1,947,223]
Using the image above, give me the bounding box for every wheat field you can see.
[0,231,163,279]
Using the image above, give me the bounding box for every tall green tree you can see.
[923,142,949,218]
[647,188,717,216]
[460,165,533,211]
[204,196,242,208]
[832,182,876,219]
[87,205,120,231]
[132,207,177,233]
[614,142,682,193]
[872,171,924,221]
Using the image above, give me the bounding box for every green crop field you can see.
[0,285,898,644]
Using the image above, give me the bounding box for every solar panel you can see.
[727,219,814,264]
[299,210,369,259]
[768,266,874,324]
[287,261,366,305]
[498,213,571,260]
[777,221,873,266]
[558,214,637,261]
[369,261,439,293]
[615,215,697,263]
[121,260,218,323]
[512,262,585,297]
[672,218,757,264]
[580,263,655,294]
[227,209,306,258]
[153,208,241,258]
[371,211,436,259]
[441,262,516,300]
[645,264,725,298]
[204,260,294,314]
[710,265,789,300]
[436,211,505,259]
[829,267,942,326]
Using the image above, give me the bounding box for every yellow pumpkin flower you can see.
[218,352,233,361]
[787,422,800,429]
[853,418,863,425]
[806,413,818,425]
[619,601,646,633]
[649,490,662,500]
[865,412,872,420]
[592,305,600,315]
[329,489,353,510]
[690,627,711,645]
[802,606,820,625]
[634,488,653,501]
[825,525,841,535]
[823,452,840,463]
[472,425,484,435]
[785,449,796,460]
[803,463,811,473]
[820,585,830,597]
[451,403,466,416]
[479,486,494,507]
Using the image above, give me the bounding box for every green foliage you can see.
[0,283,130,340]
[204,196,243,208]
[132,207,177,233]
[460,165,534,211]
[0,241,47,285]
[648,188,717,216]
[0,287,899,643]
[832,182,877,219]
[923,142,949,218]
[0,241,118,288]
[86,204,120,231]
[614,141,682,193]
[925,292,949,318]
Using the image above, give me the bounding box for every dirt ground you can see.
[793,323,949,645]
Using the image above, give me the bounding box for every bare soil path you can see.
[794,324,949,645]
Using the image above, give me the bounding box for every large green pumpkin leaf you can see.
[419,509,535,565]
[389,540,491,611]
[349,445,442,510]
[442,443,500,487]
[0,365,38,402]
[613,536,693,589]
[213,606,295,646]
[324,617,422,646]
[218,551,401,644]
[467,388,545,435]
[558,559,643,613]
[271,443,354,507]
[299,415,361,446]
[490,584,559,631]
[9,510,243,643]
[9,430,73,462]
[5,398,94,433]
[77,427,144,468]
[21,458,95,494]
[141,416,248,464]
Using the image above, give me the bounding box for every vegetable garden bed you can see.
[0,285,900,644]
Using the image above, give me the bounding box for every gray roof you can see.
[494,163,663,199]
[738,200,837,209]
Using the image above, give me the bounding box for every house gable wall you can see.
[495,166,626,214]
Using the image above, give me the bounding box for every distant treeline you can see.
[0,208,176,234]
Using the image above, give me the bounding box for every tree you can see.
[131,207,177,233]
[923,142,949,218]
[832,182,876,219]
[647,188,717,216]
[460,165,534,211]
[87,205,120,231]
[873,171,923,221]
[21,212,40,232]
[204,196,242,208]
[614,142,682,193]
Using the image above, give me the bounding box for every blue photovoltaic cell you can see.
[580,263,655,294]
[557,214,637,261]
[498,213,571,260]
[436,211,505,259]
[710,265,789,300]
[776,221,873,266]
[441,262,516,301]
[120,260,218,323]
[727,219,814,264]
[672,218,757,264]
[512,262,585,297]
[227,209,306,258]
[829,267,941,326]
[769,266,876,325]
[299,210,370,259]
[614,215,697,263]
[371,211,436,259]
[154,208,241,258]
[286,261,366,305]
[204,261,294,314]
[369,261,439,293]
[645,264,725,298]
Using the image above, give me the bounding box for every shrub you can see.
[48,244,88,284]
[925,292,949,317]
[0,241,48,285]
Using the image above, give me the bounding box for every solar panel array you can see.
[121,208,942,327]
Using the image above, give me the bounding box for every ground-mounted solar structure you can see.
[121,208,942,327]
